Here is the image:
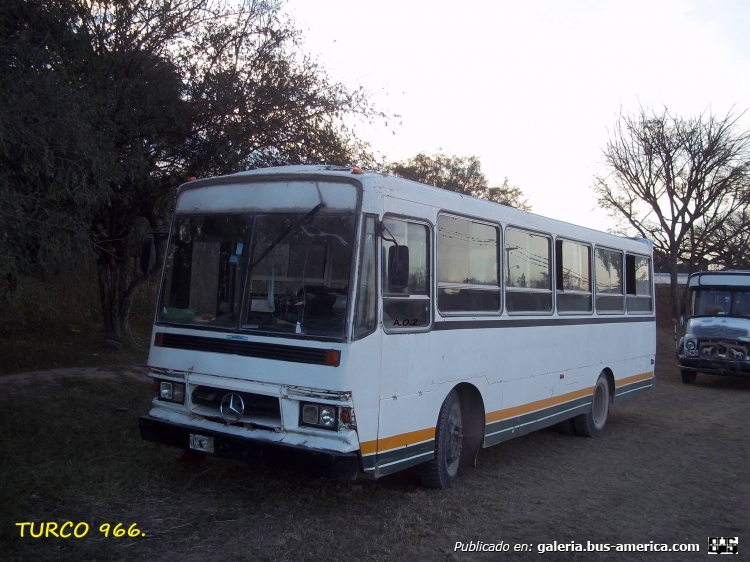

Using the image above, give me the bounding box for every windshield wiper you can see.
[246,203,326,275]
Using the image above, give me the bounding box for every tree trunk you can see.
[668,258,680,321]
[97,251,125,342]
[93,200,168,345]
[96,228,167,345]
[120,288,136,344]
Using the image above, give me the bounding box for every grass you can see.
[0,312,153,376]
[0,267,157,375]
[1,323,747,561]
[0,375,439,562]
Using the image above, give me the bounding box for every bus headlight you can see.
[319,407,336,427]
[302,404,320,425]
[686,340,696,350]
[300,402,350,431]
[157,381,185,404]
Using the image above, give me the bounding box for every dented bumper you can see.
[678,357,750,378]
[139,416,360,479]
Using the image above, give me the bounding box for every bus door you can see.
[376,217,435,474]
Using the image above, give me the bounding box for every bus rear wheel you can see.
[681,369,697,384]
[573,373,610,437]
[420,389,462,489]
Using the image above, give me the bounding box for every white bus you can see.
[139,165,656,488]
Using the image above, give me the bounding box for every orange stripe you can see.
[360,427,435,455]
[615,371,654,387]
[485,386,594,424]
[361,371,655,454]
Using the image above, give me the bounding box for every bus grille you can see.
[160,333,330,365]
[191,385,281,425]
[698,340,748,360]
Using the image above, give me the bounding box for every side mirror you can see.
[140,234,155,276]
[388,245,409,292]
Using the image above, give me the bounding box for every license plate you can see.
[189,434,214,453]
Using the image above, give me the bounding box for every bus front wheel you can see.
[420,389,463,489]
[573,373,610,437]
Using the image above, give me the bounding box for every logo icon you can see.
[220,393,245,423]
[708,537,738,555]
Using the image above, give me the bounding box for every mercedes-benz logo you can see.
[220,392,245,423]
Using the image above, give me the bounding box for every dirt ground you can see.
[1,326,748,562]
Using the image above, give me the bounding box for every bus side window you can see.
[625,254,653,313]
[594,247,624,313]
[381,218,431,332]
[353,216,378,339]
[505,228,553,313]
[555,239,592,313]
[437,214,501,314]
[734,292,750,317]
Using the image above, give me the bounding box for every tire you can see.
[681,369,697,384]
[554,418,577,435]
[420,389,463,489]
[573,373,610,438]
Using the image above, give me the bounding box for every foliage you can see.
[173,0,379,176]
[388,152,531,210]
[0,0,113,282]
[593,106,750,317]
[0,0,382,341]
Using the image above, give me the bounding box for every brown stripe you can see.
[361,371,655,454]
[360,427,435,455]
[615,371,654,387]
[485,386,594,424]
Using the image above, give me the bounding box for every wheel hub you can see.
[593,382,608,427]
[446,412,462,464]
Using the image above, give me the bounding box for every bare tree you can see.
[700,208,750,270]
[593,107,750,318]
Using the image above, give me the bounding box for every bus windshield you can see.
[158,212,356,339]
[692,289,750,318]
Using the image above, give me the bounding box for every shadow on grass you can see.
[0,376,447,562]
[0,317,152,376]
[4,322,746,561]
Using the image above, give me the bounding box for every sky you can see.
[282,0,750,232]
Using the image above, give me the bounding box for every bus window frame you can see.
[625,252,654,315]
[436,212,502,317]
[504,224,554,316]
[381,213,433,334]
[352,213,380,341]
[594,245,625,315]
[554,236,594,316]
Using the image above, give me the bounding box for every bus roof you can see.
[688,270,750,288]
[177,165,653,253]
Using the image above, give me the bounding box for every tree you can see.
[388,153,531,210]
[175,1,379,176]
[593,107,750,318]
[484,178,529,209]
[1,0,381,343]
[0,0,114,285]
[700,209,750,270]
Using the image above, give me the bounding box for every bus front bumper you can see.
[139,416,360,480]
[678,357,750,378]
